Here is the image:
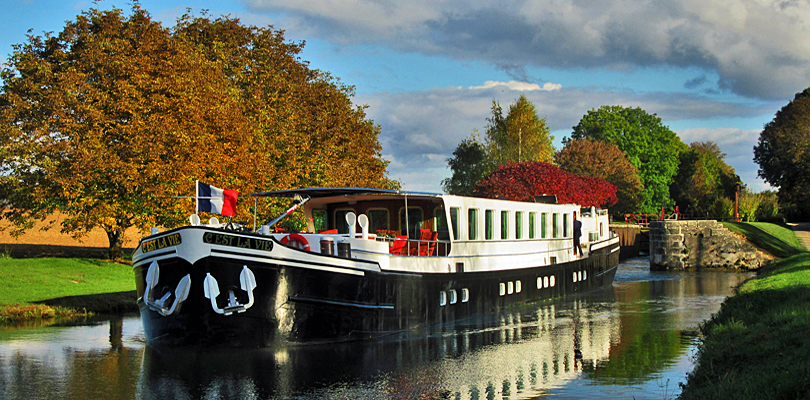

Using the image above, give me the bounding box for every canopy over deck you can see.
[251,187,441,199]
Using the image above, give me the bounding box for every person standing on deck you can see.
[573,211,583,257]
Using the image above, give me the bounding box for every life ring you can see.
[280,233,311,251]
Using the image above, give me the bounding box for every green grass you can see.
[0,258,136,322]
[679,253,810,399]
[0,258,134,304]
[721,221,806,258]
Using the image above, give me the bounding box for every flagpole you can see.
[195,180,198,215]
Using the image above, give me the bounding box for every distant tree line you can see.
[444,95,801,221]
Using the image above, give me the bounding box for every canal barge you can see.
[132,187,620,346]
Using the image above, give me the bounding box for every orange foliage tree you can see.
[555,139,642,216]
[0,6,393,258]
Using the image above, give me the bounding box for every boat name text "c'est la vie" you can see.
[142,233,182,253]
[203,232,274,252]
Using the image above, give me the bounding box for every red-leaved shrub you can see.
[472,162,618,208]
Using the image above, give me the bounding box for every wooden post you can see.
[735,185,740,222]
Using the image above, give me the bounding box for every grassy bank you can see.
[0,258,136,323]
[721,221,806,258]
[679,252,810,398]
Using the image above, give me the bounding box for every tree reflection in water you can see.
[0,258,752,400]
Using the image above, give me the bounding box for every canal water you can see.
[0,258,752,400]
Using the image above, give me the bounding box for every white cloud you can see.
[468,80,562,91]
[245,0,810,100]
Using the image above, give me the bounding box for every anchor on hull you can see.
[144,260,191,317]
[203,265,257,316]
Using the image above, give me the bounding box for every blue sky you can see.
[3,0,806,194]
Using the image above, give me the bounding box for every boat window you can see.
[550,275,556,287]
[312,209,327,232]
[450,207,460,241]
[500,210,509,240]
[399,207,423,238]
[515,211,523,239]
[434,207,450,241]
[516,280,522,293]
[541,213,549,238]
[507,281,514,294]
[563,213,570,237]
[600,222,604,237]
[440,291,447,306]
[367,209,389,234]
[449,289,457,304]
[468,208,479,240]
[334,209,355,234]
[499,282,506,296]
[552,213,560,238]
[485,209,494,240]
[544,276,549,288]
[461,288,469,303]
[529,212,536,239]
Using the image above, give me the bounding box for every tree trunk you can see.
[106,229,124,260]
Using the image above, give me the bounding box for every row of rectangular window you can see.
[451,208,570,241]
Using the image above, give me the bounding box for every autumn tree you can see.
[671,141,741,215]
[570,106,685,214]
[174,13,394,192]
[441,135,494,196]
[555,139,642,216]
[0,6,392,258]
[473,162,618,208]
[486,95,554,164]
[753,87,810,219]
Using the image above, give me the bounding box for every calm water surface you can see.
[0,258,752,400]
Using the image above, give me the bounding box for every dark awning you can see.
[250,187,441,198]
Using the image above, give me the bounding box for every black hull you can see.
[136,243,619,347]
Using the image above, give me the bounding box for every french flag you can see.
[197,181,238,217]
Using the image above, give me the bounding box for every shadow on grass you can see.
[722,222,805,258]
[37,290,139,313]
[0,243,136,260]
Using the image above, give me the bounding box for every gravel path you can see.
[789,222,810,251]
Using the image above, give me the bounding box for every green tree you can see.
[442,134,494,195]
[570,105,685,214]
[753,87,810,219]
[486,95,554,164]
[671,141,741,215]
[555,139,643,217]
[0,6,391,258]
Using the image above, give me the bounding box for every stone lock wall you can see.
[649,220,769,270]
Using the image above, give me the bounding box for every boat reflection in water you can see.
[0,259,751,399]
[139,287,623,400]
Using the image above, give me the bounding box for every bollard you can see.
[337,239,351,258]
[320,237,335,255]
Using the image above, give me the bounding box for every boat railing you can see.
[378,235,449,257]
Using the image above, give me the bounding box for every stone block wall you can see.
[649,220,770,270]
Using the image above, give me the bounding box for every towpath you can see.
[789,222,810,251]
